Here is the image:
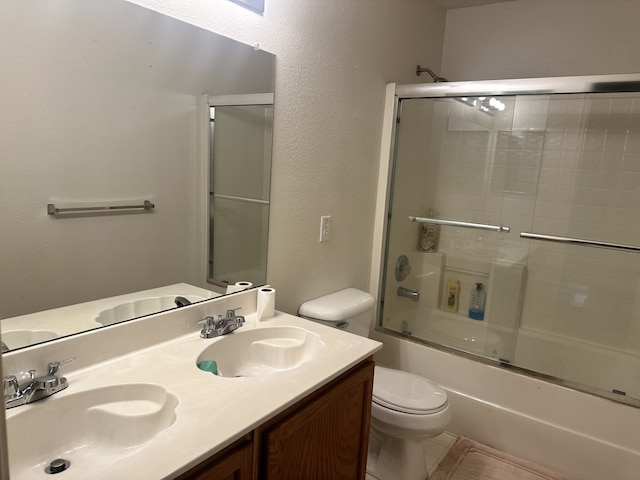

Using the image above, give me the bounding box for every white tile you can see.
[603,133,627,152]
[583,133,606,151]
[424,432,458,475]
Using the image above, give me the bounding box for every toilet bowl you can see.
[369,366,451,480]
[298,288,452,480]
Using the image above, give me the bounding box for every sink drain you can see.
[45,458,70,474]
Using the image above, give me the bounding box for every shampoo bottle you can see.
[444,278,460,313]
[468,282,486,320]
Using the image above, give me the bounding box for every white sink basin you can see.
[7,383,178,478]
[95,294,208,326]
[2,330,58,350]
[197,326,323,378]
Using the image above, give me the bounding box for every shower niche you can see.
[379,75,640,406]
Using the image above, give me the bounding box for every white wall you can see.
[441,0,640,81]
[125,0,447,314]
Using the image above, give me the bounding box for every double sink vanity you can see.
[2,287,382,479]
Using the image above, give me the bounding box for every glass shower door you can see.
[381,94,531,363]
[380,83,640,405]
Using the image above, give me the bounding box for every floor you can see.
[365,431,458,480]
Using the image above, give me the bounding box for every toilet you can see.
[298,288,452,480]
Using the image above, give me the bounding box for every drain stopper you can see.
[45,458,70,474]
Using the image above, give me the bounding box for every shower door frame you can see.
[376,73,640,408]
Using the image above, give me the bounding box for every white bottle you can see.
[444,278,460,313]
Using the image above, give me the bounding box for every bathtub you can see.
[391,308,640,401]
[371,324,640,480]
[390,308,507,359]
[514,327,640,400]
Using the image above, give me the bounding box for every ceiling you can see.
[435,0,515,9]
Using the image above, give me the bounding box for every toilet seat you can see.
[373,366,448,415]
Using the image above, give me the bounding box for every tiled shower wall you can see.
[427,93,640,354]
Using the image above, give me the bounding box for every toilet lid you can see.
[373,366,448,415]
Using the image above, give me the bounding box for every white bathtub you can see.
[391,307,640,401]
[371,325,640,480]
[390,308,507,359]
[514,327,640,400]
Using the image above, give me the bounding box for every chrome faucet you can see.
[397,286,420,302]
[174,296,192,307]
[199,308,245,338]
[3,357,75,409]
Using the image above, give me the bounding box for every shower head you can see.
[416,65,448,82]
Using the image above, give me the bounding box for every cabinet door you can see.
[260,361,374,480]
[177,435,253,480]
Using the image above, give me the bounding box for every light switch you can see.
[320,216,331,242]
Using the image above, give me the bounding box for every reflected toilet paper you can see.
[257,287,276,320]
[225,281,253,294]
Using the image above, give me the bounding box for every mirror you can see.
[0,0,275,351]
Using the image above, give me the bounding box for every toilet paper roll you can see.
[257,287,276,320]
[225,281,253,294]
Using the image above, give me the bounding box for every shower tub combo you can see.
[377,73,640,407]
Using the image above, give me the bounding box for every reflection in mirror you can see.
[208,94,274,288]
[0,0,275,351]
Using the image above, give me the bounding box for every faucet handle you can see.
[4,375,21,399]
[47,357,76,377]
[226,308,245,325]
[198,316,216,328]
[198,316,220,338]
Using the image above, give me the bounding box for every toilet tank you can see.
[298,288,376,337]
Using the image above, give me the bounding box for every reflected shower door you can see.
[208,95,273,287]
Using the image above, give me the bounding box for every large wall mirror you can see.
[0,0,275,352]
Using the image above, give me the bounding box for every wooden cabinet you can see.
[175,434,253,480]
[177,359,374,480]
[258,360,374,479]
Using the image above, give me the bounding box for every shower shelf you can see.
[408,216,511,233]
[520,232,640,253]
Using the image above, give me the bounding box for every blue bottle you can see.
[469,283,486,320]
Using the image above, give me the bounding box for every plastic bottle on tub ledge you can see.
[444,278,460,313]
[468,282,486,320]
[419,208,440,252]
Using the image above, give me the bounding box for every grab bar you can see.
[520,232,640,253]
[47,200,155,216]
[408,216,510,233]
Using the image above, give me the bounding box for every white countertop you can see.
[4,289,382,479]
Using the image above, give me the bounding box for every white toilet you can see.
[299,288,452,480]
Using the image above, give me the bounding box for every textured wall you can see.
[441,0,640,80]
[127,0,447,314]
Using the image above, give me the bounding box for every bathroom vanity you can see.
[179,360,374,479]
[2,288,381,479]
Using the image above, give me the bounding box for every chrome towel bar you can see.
[47,200,155,216]
[408,216,510,233]
[520,232,640,253]
[213,193,269,205]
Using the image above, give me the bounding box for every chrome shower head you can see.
[416,65,448,82]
